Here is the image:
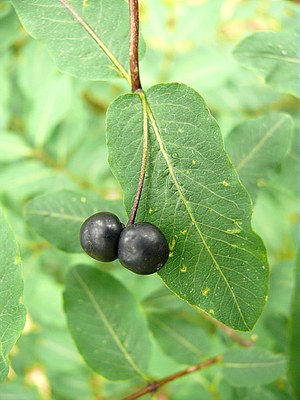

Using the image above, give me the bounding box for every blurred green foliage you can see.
[0,0,299,399]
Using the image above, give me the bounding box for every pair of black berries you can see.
[80,212,169,275]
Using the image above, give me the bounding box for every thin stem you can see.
[129,0,142,92]
[127,93,148,225]
[122,355,223,400]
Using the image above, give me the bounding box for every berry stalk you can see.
[127,92,148,225]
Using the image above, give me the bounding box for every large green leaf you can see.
[222,348,287,387]
[25,189,125,253]
[107,83,269,331]
[10,0,145,82]
[288,248,300,399]
[225,113,293,201]
[148,312,210,365]
[233,32,299,98]
[63,265,151,380]
[0,209,26,382]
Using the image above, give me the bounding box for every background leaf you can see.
[223,348,287,387]
[25,189,125,253]
[148,311,211,365]
[0,209,26,382]
[0,130,31,162]
[107,83,269,331]
[233,32,299,98]
[288,248,300,399]
[63,265,151,380]
[225,113,293,200]
[10,0,145,81]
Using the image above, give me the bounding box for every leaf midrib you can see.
[150,314,204,358]
[237,53,299,64]
[142,92,250,330]
[236,116,287,171]
[26,210,83,222]
[73,270,147,380]
[224,360,286,368]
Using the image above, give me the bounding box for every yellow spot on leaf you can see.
[169,238,176,251]
[180,229,187,235]
[80,197,87,203]
[192,160,196,165]
[180,264,187,272]
[222,180,230,186]
[256,178,267,187]
[169,252,174,257]
[14,256,22,265]
[209,309,215,315]
[226,228,241,234]
[202,287,210,296]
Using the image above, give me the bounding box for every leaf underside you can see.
[63,265,151,380]
[107,83,269,331]
[225,113,294,201]
[233,32,299,98]
[223,348,287,387]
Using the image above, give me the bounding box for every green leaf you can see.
[233,32,299,98]
[107,83,269,331]
[0,9,20,51]
[288,248,300,399]
[148,312,210,365]
[225,113,293,200]
[0,379,40,400]
[0,131,31,162]
[63,265,151,380]
[27,74,72,147]
[222,348,287,387]
[0,209,26,382]
[25,189,125,253]
[10,0,145,82]
[0,1,13,19]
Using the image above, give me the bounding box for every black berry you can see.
[80,212,124,262]
[118,222,169,275]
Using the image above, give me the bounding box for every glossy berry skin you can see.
[80,212,124,262]
[118,222,169,275]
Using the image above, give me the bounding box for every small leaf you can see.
[225,113,293,200]
[223,348,287,387]
[233,32,299,98]
[25,190,125,253]
[63,265,151,380]
[288,248,300,398]
[0,209,26,382]
[0,131,31,162]
[11,0,145,82]
[107,83,269,331]
[148,312,210,365]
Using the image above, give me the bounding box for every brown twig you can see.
[129,0,142,92]
[122,355,223,400]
